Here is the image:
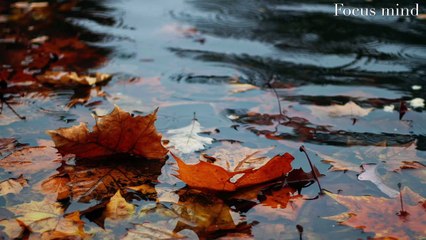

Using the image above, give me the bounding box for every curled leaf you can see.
[47,106,168,159]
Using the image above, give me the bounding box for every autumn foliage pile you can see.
[1,106,425,239]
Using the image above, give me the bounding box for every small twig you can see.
[299,145,323,194]
[187,112,197,144]
[397,183,409,216]
[296,224,303,240]
[267,75,283,119]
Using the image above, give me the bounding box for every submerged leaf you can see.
[166,119,213,154]
[324,188,426,239]
[47,106,168,159]
[172,152,294,191]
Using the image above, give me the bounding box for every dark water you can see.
[1,0,425,239]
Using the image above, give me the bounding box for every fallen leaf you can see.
[172,189,252,237]
[172,151,294,191]
[37,71,111,87]
[0,175,28,196]
[319,141,425,173]
[0,219,24,239]
[310,101,373,118]
[229,83,259,94]
[0,146,62,175]
[0,138,19,156]
[123,222,185,240]
[103,191,135,221]
[47,106,168,159]
[324,188,426,239]
[357,164,398,198]
[42,156,163,202]
[39,172,70,201]
[200,142,274,172]
[7,199,87,239]
[166,119,213,154]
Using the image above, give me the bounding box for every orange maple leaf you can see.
[324,188,426,239]
[47,106,168,159]
[172,152,294,191]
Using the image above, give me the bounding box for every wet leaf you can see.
[357,164,398,198]
[42,157,163,202]
[172,151,294,191]
[47,106,168,159]
[319,141,425,173]
[166,119,213,154]
[37,71,111,87]
[103,191,135,221]
[0,175,27,196]
[200,142,274,172]
[7,199,87,239]
[0,219,24,239]
[0,138,19,156]
[0,146,62,175]
[254,187,305,221]
[123,222,185,240]
[324,188,426,239]
[172,189,252,238]
[310,101,373,118]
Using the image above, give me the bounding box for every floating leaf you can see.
[357,164,398,198]
[0,146,62,175]
[123,222,185,240]
[47,106,168,159]
[7,199,87,239]
[310,101,373,118]
[172,151,294,191]
[0,175,27,196]
[166,119,213,154]
[324,188,426,239]
[319,141,425,173]
[37,71,111,87]
[200,142,274,172]
[103,191,135,221]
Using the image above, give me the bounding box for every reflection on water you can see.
[0,0,425,239]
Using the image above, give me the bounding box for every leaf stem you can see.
[299,145,323,194]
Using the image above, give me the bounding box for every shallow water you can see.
[1,0,425,239]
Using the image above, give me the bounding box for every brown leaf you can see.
[6,199,87,239]
[0,146,62,175]
[103,191,135,221]
[172,151,294,192]
[47,106,168,159]
[0,175,28,196]
[0,138,19,156]
[173,189,252,237]
[324,188,426,239]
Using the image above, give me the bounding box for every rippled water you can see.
[1,0,425,239]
